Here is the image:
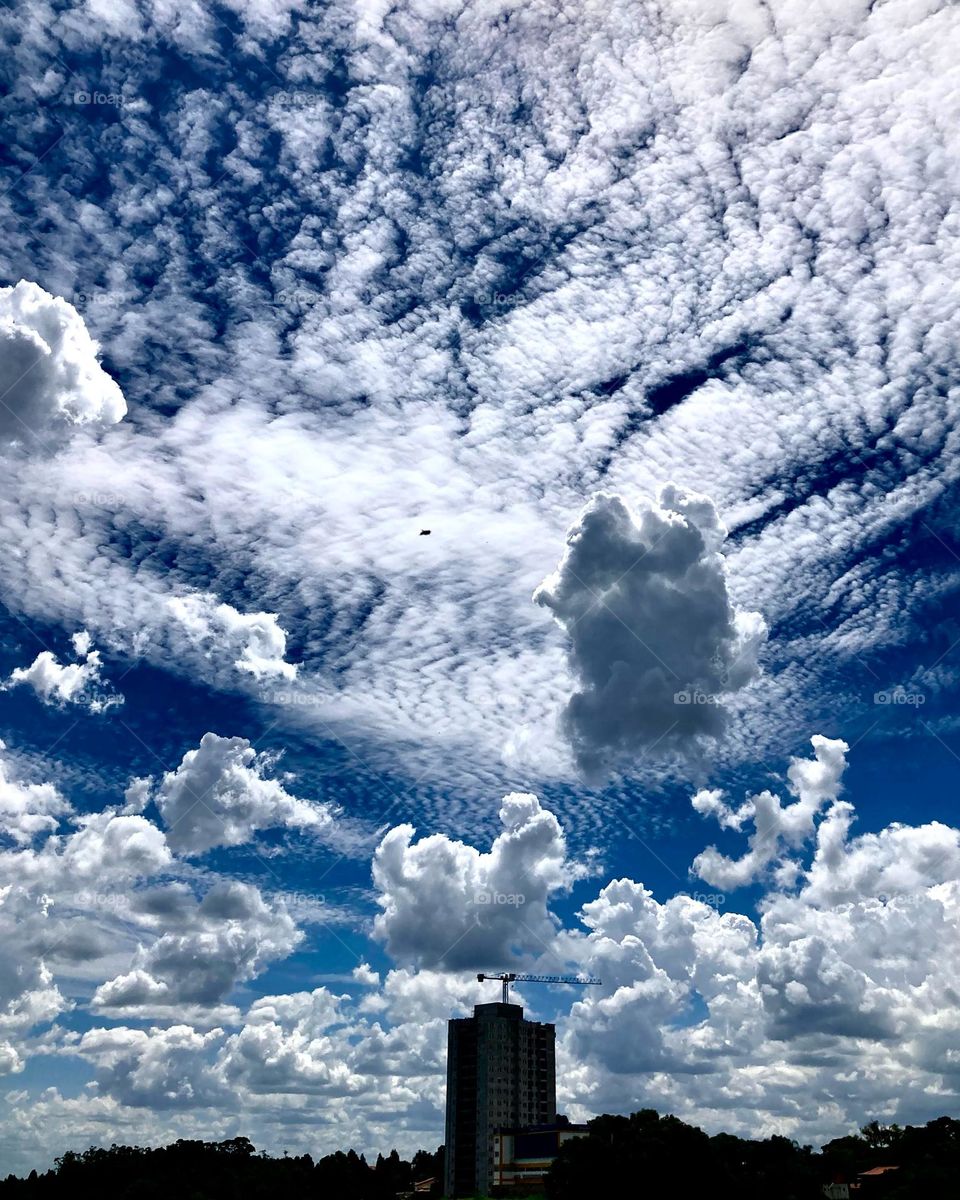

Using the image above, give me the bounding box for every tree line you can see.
[546,1110,960,1199]
[1,1111,959,1197]
[0,1138,443,1199]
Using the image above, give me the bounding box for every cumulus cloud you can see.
[3,632,123,713]
[535,486,766,776]
[13,808,173,889]
[2,0,960,1171]
[91,880,302,1020]
[7,734,960,1165]
[560,769,960,1133]
[58,735,960,1156]
[75,1024,226,1110]
[0,281,125,445]
[372,792,581,969]
[0,747,174,1070]
[0,745,71,845]
[167,594,298,682]
[154,732,336,856]
[691,735,849,890]
[219,988,365,1096]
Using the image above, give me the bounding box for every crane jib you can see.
[476,971,602,1004]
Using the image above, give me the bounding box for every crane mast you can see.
[476,971,602,1004]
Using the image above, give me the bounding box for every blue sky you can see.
[0,0,959,1179]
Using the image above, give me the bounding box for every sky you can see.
[0,0,959,1178]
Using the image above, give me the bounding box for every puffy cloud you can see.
[691,735,849,890]
[0,737,178,1069]
[2,0,960,1171]
[0,282,125,445]
[75,1025,226,1110]
[3,632,123,713]
[0,896,69,1056]
[535,486,765,776]
[0,1040,23,1076]
[372,792,580,968]
[8,809,173,888]
[802,807,960,909]
[218,988,365,1096]
[167,595,298,682]
[91,881,302,1020]
[154,732,336,856]
[7,735,960,1165]
[0,745,71,845]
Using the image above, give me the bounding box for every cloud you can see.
[75,1024,226,1110]
[6,733,960,1167]
[166,594,298,682]
[0,0,955,802]
[691,735,849,890]
[535,486,766,776]
[0,282,126,446]
[154,732,337,856]
[372,792,581,969]
[0,736,181,1065]
[3,631,123,713]
[91,880,302,1020]
[561,778,960,1136]
[1,0,960,1172]
[0,744,71,845]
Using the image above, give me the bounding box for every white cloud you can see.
[0,0,955,800]
[166,594,298,682]
[91,880,302,1020]
[534,486,766,776]
[75,1024,226,1110]
[5,733,960,1167]
[154,732,336,856]
[691,735,850,890]
[0,282,126,445]
[0,1040,23,1076]
[0,0,960,1171]
[372,792,581,968]
[0,745,71,845]
[4,632,123,713]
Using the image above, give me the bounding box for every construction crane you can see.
[477,971,602,1005]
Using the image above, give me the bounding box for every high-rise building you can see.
[443,1002,556,1197]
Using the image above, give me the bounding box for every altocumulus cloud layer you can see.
[0,0,956,790]
[0,0,960,1177]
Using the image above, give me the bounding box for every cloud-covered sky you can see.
[0,0,959,1177]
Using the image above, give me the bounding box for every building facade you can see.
[492,1122,588,1192]
[444,1002,556,1197]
